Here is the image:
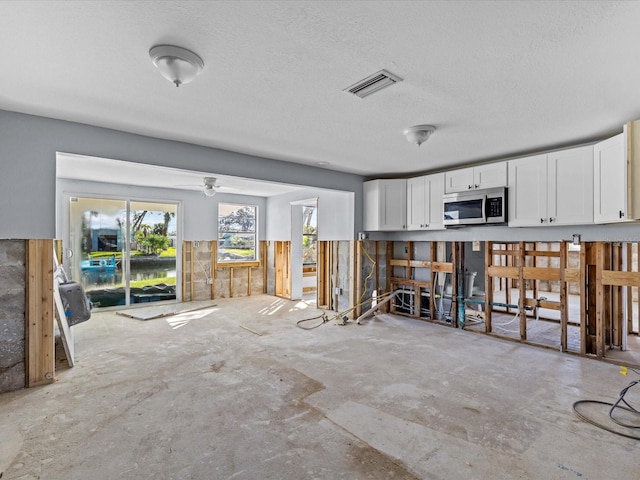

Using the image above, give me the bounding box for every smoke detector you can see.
[344,69,403,98]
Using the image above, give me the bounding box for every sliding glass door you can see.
[67,196,178,308]
[128,201,177,305]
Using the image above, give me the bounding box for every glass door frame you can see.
[62,191,183,308]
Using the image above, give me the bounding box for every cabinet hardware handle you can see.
[540,218,544,223]
[619,210,624,218]
[474,184,479,189]
[468,185,472,189]
[549,217,554,223]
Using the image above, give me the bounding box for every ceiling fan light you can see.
[403,125,436,147]
[149,45,204,87]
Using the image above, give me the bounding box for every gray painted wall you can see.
[0,109,364,239]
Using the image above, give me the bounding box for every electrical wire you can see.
[573,367,640,440]
[296,313,329,330]
[295,290,397,330]
[359,242,377,307]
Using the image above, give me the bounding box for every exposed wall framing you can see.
[356,240,455,324]
[182,240,266,302]
[361,239,640,367]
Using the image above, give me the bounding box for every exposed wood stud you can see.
[26,239,55,387]
[349,241,357,319]
[519,241,526,340]
[182,241,187,301]
[580,242,587,355]
[560,241,568,352]
[595,242,605,357]
[190,241,195,302]
[485,241,493,333]
[451,242,458,328]
[210,241,216,299]
[262,241,268,295]
[355,241,362,318]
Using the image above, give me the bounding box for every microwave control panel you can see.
[486,197,503,218]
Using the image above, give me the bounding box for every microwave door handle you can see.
[481,196,487,223]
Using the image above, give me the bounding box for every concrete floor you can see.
[1,294,638,479]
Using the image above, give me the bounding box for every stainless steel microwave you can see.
[443,187,507,226]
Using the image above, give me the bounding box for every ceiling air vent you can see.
[344,69,403,98]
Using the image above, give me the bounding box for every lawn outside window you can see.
[218,203,257,264]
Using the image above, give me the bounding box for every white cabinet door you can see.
[363,179,407,231]
[594,133,628,223]
[475,162,508,190]
[407,174,445,230]
[508,154,548,226]
[445,167,475,193]
[427,172,445,230]
[445,163,507,193]
[407,176,427,230]
[381,179,407,230]
[548,146,593,225]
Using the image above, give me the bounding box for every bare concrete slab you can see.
[0,295,637,479]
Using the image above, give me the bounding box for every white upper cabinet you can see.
[509,147,593,226]
[594,132,630,223]
[363,179,407,231]
[445,162,507,193]
[406,173,445,231]
[508,154,548,226]
[548,146,594,225]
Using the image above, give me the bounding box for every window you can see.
[302,205,317,265]
[218,203,257,263]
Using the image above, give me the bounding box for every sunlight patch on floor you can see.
[166,307,219,329]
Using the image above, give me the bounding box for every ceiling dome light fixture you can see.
[203,185,217,197]
[149,45,204,87]
[403,125,436,147]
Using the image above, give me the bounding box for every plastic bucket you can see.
[464,272,477,298]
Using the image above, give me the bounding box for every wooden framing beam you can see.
[560,241,568,352]
[210,240,218,300]
[595,242,605,357]
[25,239,55,387]
[519,241,526,340]
[355,240,362,318]
[485,241,493,333]
[190,241,195,301]
[580,243,587,355]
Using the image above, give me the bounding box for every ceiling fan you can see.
[202,176,221,197]
[175,176,224,196]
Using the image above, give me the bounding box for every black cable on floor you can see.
[296,313,329,330]
[573,368,640,441]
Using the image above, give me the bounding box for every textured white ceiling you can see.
[2,0,640,177]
